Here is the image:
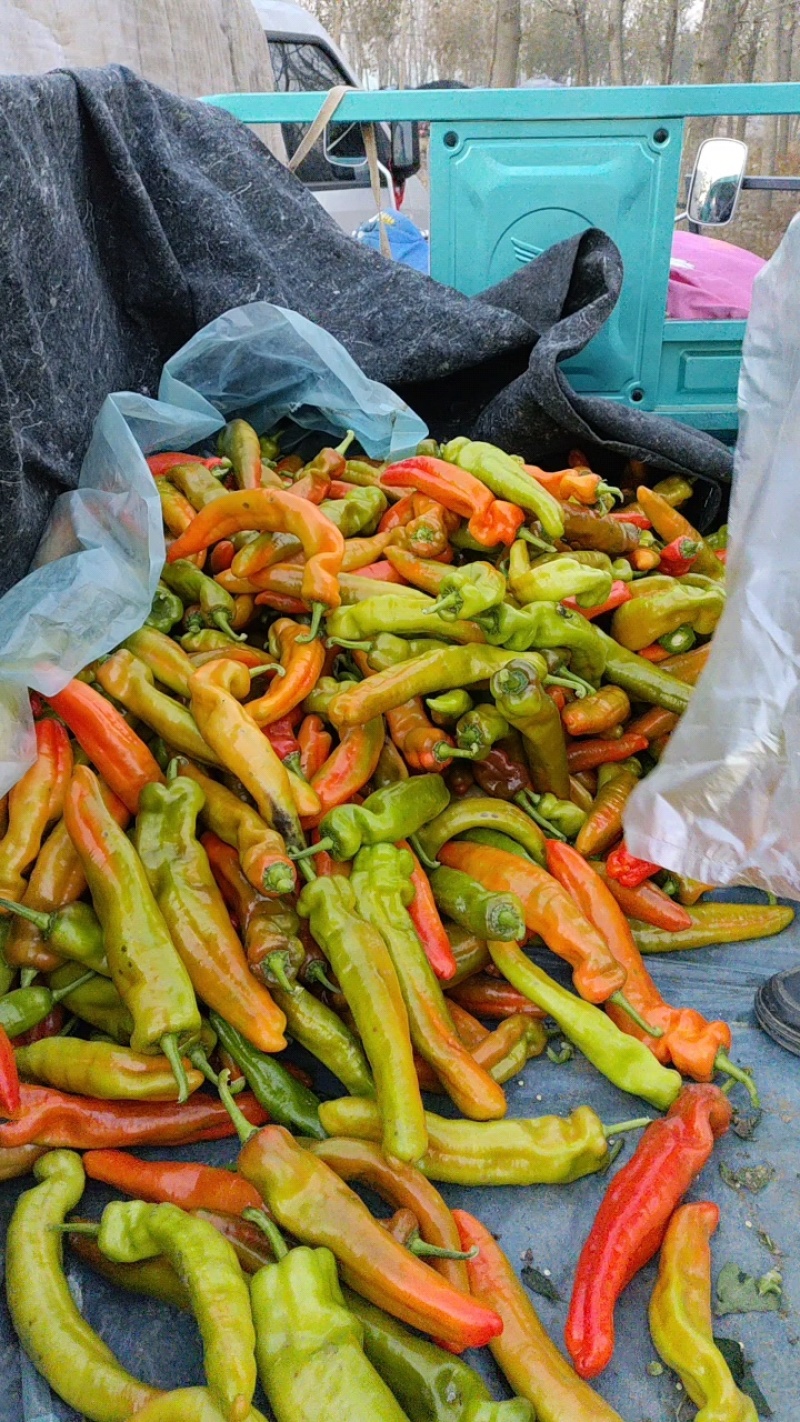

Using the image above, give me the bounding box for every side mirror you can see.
[686,137,748,227]
[323,121,368,169]
[389,120,421,183]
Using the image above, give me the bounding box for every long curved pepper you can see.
[0,719,72,903]
[165,487,345,618]
[188,660,311,855]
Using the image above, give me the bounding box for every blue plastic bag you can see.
[355,212,431,275]
[0,303,427,794]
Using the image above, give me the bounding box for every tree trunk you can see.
[572,0,591,85]
[660,0,680,84]
[489,0,521,86]
[608,0,626,85]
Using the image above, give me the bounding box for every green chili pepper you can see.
[209,1012,324,1139]
[508,545,612,609]
[658,624,697,654]
[429,866,525,943]
[504,603,607,683]
[705,525,728,550]
[218,418,262,489]
[14,1038,205,1101]
[297,874,427,1163]
[427,563,507,622]
[161,559,243,642]
[516,792,587,841]
[0,922,15,997]
[351,845,507,1122]
[166,462,230,511]
[326,596,484,646]
[320,486,388,537]
[611,584,724,652]
[365,634,454,672]
[48,963,134,1043]
[98,1199,256,1420]
[0,970,96,1038]
[595,629,692,713]
[95,651,220,765]
[343,1288,534,1422]
[146,582,184,635]
[488,940,682,1111]
[250,1229,412,1422]
[6,1151,159,1421]
[442,438,564,540]
[427,689,474,723]
[454,704,510,759]
[268,977,375,1098]
[460,828,535,860]
[416,797,546,865]
[260,432,281,461]
[0,897,109,974]
[491,660,571,800]
[123,627,195,697]
[308,775,450,862]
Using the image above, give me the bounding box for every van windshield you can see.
[268,38,389,185]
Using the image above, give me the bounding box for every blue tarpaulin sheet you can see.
[0,889,798,1421]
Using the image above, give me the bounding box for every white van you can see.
[250,0,429,234]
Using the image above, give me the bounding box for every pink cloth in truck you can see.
[668,230,766,320]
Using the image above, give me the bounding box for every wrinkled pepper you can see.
[174,758,295,897]
[95,649,220,764]
[491,659,571,799]
[0,1081,267,1150]
[246,618,325,726]
[0,719,72,902]
[161,558,243,642]
[429,866,526,944]
[312,774,449,860]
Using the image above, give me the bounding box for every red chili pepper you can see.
[353,561,405,582]
[566,734,649,774]
[399,840,458,981]
[209,540,235,574]
[147,454,226,477]
[716,548,727,564]
[446,976,546,1022]
[45,679,164,813]
[657,535,700,577]
[254,591,310,616]
[595,868,693,932]
[11,1007,66,1048]
[566,1084,732,1379]
[298,715,333,781]
[262,711,303,763]
[563,581,632,620]
[328,480,360,499]
[0,1083,268,1149]
[83,1150,263,1214]
[605,840,661,888]
[637,642,672,662]
[608,509,651,528]
[0,1024,20,1117]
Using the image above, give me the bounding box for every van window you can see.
[268,37,389,186]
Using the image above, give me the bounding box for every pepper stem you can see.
[495,909,523,938]
[425,594,461,617]
[296,603,325,644]
[187,1044,246,1094]
[553,665,597,697]
[160,1033,190,1105]
[406,1231,479,1262]
[266,952,297,995]
[51,970,97,1005]
[212,611,247,642]
[335,430,356,457]
[305,961,339,994]
[20,968,38,989]
[515,791,567,842]
[598,483,624,503]
[608,992,666,1039]
[714,1051,761,1108]
[325,637,372,651]
[288,838,333,861]
[603,1116,653,1138]
[248,662,285,679]
[296,859,318,884]
[56,1222,100,1236]
[0,899,51,934]
[218,1069,259,1144]
[242,1207,289,1259]
[435,743,476,761]
[519,528,557,552]
[409,833,439,870]
[263,861,297,896]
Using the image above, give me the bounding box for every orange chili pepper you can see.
[546,843,731,1080]
[0,721,73,905]
[574,764,641,859]
[558,471,603,504]
[0,1082,268,1149]
[298,715,332,780]
[563,581,632,620]
[659,643,711,684]
[637,641,671,661]
[166,488,345,616]
[438,841,625,1005]
[289,468,331,503]
[340,531,393,570]
[636,486,725,582]
[446,975,546,1022]
[246,619,325,728]
[46,680,163,814]
[147,454,226,476]
[208,540,234,574]
[383,546,448,593]
[231,530,302,581]
[83,1149,263,1214]
[626,706,679,740]
[629,548,662,573]
[562,687,631,738]
[386,699,453,772]
[303,717,385,824]
[566,733,649,774]
[593,861,693,932]
[352,560,405,581]
[382,458,522,548]
[158,483,207,570]
[396,840,458,982]
[254,590,309,615]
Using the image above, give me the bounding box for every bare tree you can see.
[608,0,627,84]
[489,0,522,85]
[659,0,681,82]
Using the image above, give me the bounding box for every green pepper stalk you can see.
[429,866,526,943]
[296,872,427,1163]
[426,564,507,622]
[491,660,571,800]
[0,969,97,1038]
[454,704,510,759]
[161,558,245,642]
[0,898,109,974]
[294,774,450,862]
[97,1198,257,1421]
[318,1097,653,1187]
[427,690,474,724]
[515,791,587,842]
[6,1151,159,1419]
[442,438,564,540]
[146,582,185,635]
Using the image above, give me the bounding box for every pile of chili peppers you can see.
[0,424,789,1422]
